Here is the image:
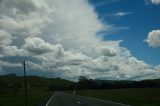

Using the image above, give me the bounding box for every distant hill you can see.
[77,77,160,90]
[1,74,160,91]
[95,79,160,84]
[93,79,160,89]
[0,74,75,90]
[2,73,17,77]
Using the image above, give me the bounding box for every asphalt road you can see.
[46,92,130,106]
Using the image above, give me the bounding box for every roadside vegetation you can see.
[0,87,52,106]
[76,88,160,106]
[0,74,74,106]
[0,74,160,106]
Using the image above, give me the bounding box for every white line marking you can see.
[45,93,56,106]
[75,94,131,106]
[46,92,131,106]
[76,101,81,104]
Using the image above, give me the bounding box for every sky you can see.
[0,0,160,81]
[90,0,160,65]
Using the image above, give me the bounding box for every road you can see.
[46,92,130,106]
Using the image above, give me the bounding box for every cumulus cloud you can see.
[0,0,160,80]
[0,30,26,57]
[22,37,54,55]
[0,0,52,36]
[0,30,14,45]
[0,46,26,57]
[98,46,117,56]
[0,60,22,75]
[150,0,160,4]
[0,60,22,68]
[41,0,110,54]
[145,30,160,48]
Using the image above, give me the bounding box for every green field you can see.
[76,88,160,106]
[1,88,160,106]
[0,75,74,106]
[1,75,160,106]
[0,87,53,106]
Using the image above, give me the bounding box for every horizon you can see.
[1,72,160,82]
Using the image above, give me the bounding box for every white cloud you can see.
[150,0,160,4]
[26,61,44,71]
[0,45,26,57]
[41,0,109,53]
[105,11,133,17]
[22,37,54,55]
[0,0,52,36]
[93,0,120,7]
[145,29,160,48]
[0,30,26,57]
[0,60,22,68]
[0,30,14,45]
[0,0,160,80]
[115,12,133,16]
[96,46,117,56]
[0,60,22,75]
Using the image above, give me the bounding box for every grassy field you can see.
[1,88,160,106]
[76,88,160,106]
[0,87,53,106]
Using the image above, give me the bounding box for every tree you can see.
[77,76,96,90]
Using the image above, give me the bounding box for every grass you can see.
[76,88,160,106]
[0,87,53,106]
[1,87,160,106]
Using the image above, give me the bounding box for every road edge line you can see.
[45,92,56,106]
[74,94,131,106]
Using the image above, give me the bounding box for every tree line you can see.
[1,75,160,94]
[75,76,160,90]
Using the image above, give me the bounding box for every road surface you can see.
[46,92,130,106]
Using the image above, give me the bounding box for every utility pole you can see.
[23,61,27,106]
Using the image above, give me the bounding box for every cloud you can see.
[145,29,160,48]
[93,0,120,7]
[105,11,133,17]
[22,37,54,55]
[0,60,22,75]
[150,0,160,4]
[0,30,14,46]
[114,12,133,16]
[96,46,117,56]
[0,60,22,68]
[41,0,109,52]
[0,0,52,36]
[0,45,26,57]
[0,30,26,58]
[0,67,6,75]
[0,0,160,80]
